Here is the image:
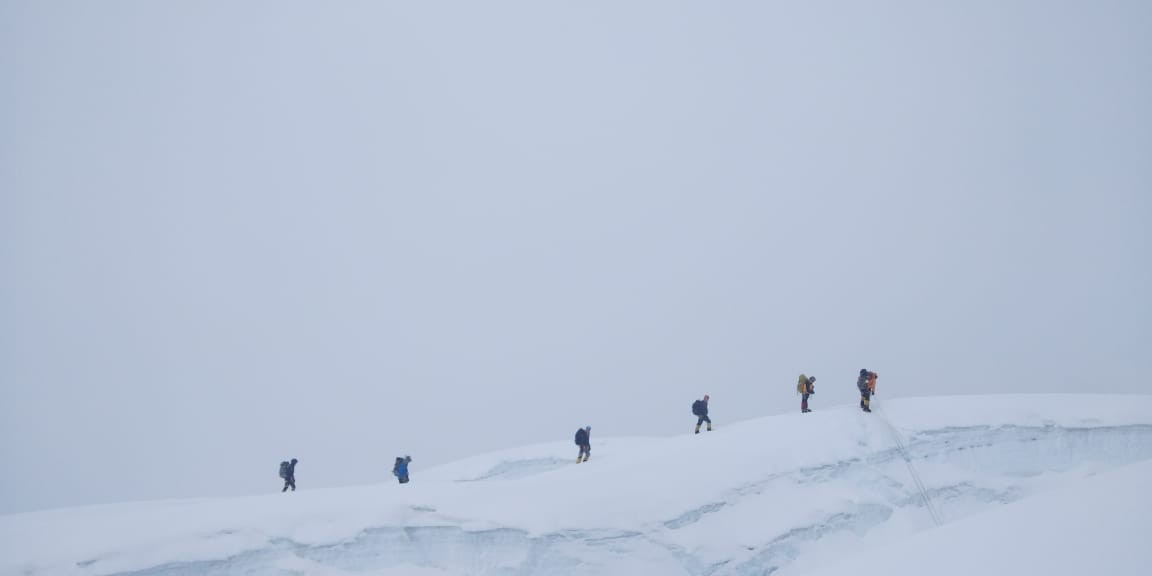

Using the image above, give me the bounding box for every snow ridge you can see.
[2,395,1152,576]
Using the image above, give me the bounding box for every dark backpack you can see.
[279,461,290,479]
[692,400,702,416]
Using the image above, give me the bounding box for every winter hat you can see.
[703,394,710,400]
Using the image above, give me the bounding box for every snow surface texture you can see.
[3,395,1151,576]
[810,457,1152,576]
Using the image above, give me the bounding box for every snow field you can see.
[2,395,1151,575]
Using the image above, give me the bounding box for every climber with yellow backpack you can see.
[797,374,815,413]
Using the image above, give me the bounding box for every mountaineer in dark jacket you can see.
[692,394,712,434]
[280,458,298,492]
[574,426,591,463]
[393,456,412,484]
[857,369,875,413]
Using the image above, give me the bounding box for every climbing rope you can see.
[877,407,943,527]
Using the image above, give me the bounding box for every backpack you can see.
[797,374,808,394]
[279,461,290,479]
[691,400,702,416]
[394,456,410,477]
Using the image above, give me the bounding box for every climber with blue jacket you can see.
[574,426,591,463]
[393,455,412,484]
[692,395,712,434]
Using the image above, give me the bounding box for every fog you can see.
[1,0,1149,514]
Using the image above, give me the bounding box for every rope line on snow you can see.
[877,407,943,527]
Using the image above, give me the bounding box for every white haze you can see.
[0,0,1149,514]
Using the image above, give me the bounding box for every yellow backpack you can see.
[797,374,808,394]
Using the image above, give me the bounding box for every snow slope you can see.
[2,395,1151,576]
[811,458,1152,576]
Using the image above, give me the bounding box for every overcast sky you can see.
[1,0,1149,515]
